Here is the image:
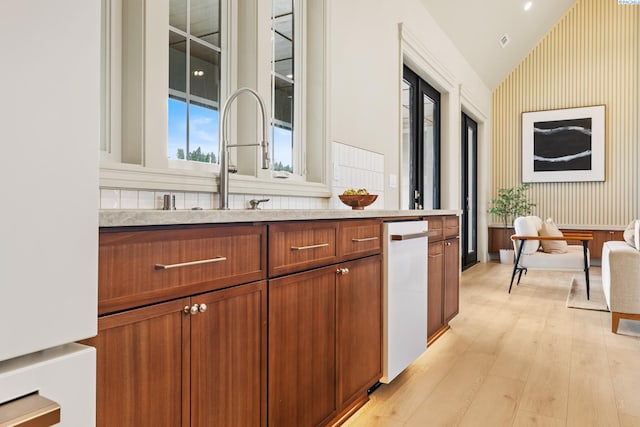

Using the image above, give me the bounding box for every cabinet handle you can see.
[336,268,350,275]
[390,231,429,241]
[155,256,227,269]
[351,237,379,242]
[0,393,60,427]
[446,241,452,246]
[290,243,329,251]
[184,304,206,315]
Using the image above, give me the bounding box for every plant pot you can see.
[499,249,514,264]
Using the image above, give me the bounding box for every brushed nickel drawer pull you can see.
[290,243,329,251]
[351,237,379,242]
[155,256,227,269]
[0,393,60,427]
[390,231,429,241]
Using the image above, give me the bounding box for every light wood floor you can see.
[345,262,640,427]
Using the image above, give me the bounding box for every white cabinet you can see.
[0,0,100,361]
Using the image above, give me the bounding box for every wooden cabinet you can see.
[93,218,384,427]
[268,221,339,277]
[98,224,267,315]
[488,225,624,260]
[190,282,266,426]
[85,282,266,427]
[444,237,460,322]
[268,266,337,426]
[336,256,382,409]
[427,216,460,344]
[581,230,623,258]
[82,298,188,427]
[338,219,382,261]
[91,224,267,427]
[427,241,444,339]
[268,220,382,426]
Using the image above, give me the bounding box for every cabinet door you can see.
[268,267,336,426]
[336,255,382,409]
[190,281,267,427]
[444,238,460,322]
[590,230,624,259]
[83,298,190,427]
[427,241,444,339]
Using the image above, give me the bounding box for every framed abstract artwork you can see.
[521,105,605,183]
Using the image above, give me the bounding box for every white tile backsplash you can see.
[99,188,329,210]
[99,142,383,211]
[120,190,138,209]
[138,191,155,209]
[100,189,121,209]
[184,192,199,209]
[331,141,385,209]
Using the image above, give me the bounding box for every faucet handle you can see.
[249,198,270,210]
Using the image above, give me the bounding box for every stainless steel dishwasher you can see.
[381,220,429,383]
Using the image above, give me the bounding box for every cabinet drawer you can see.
[268,221,339,277]
[444,216,459,239]
[339,219,382,261]
[99,224,267,314]
[428,217,444,242]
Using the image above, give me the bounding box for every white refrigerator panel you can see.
[0,344,96,426]
[382,221,428,383]
[0,1,100,361]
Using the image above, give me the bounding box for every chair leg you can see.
[582,240,590,300]
[509,265,518,293]
[585,269,590,301]
[517,267,526,285]
[509,240,525,294]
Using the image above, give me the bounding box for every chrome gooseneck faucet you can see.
[219,87,270,210]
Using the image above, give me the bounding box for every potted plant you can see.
[489,183,536,264]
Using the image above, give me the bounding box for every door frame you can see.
[402,65,440,210]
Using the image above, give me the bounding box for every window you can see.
[271,0,297,175]
[100,0,327,194]
[168,0,221,164]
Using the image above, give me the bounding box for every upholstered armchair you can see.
[509,216,592,298]
[602,240,640,333]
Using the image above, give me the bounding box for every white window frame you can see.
[99,0,329,198]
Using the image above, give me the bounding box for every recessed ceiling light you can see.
[524,1,533,11]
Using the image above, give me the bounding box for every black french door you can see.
[402,66,440,210]
[461,112,478,270]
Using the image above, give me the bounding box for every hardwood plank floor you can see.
[345,262,640,427]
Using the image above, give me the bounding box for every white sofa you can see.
[602,240,640,333]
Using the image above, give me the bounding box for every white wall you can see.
[328,0,492,261]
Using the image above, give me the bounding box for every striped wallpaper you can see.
[492,0,639,226]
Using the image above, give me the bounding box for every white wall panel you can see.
[492,0,639,227]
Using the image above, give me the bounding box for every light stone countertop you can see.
[99,209,461,228]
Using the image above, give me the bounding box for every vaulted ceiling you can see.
[419,0,577,89]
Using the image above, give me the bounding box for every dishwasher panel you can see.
[381,220,428,383]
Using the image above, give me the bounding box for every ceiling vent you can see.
[499,34,510,48]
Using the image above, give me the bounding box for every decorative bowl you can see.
[338,194,378,210]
